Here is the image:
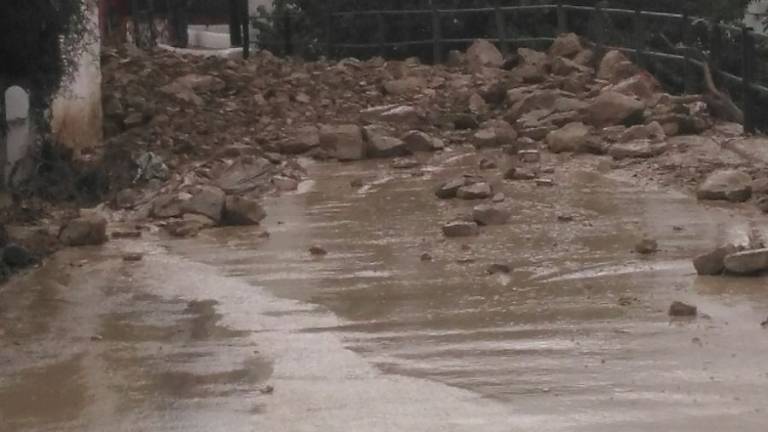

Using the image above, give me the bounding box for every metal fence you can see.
[259,1,767,133]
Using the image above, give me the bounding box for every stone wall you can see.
[50,0,103,154]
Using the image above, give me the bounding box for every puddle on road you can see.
[1,151,768,431]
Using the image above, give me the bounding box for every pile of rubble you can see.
[100,32,751,237]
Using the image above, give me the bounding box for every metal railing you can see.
[274,1,762,132]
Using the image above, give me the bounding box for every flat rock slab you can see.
[693,245,738,275]
[697,169,752,203]
[608,140,669,160]
[442,221,479,237]
[473,204,511,226]
[724,248,768,275]
[456,182,492,200]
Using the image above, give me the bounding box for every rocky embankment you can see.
[2,32,768,283]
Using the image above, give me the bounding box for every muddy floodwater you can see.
[2,151,768,431]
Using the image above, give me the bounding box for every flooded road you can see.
[2,150,768,431]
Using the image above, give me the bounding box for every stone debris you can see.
[472,204,511,226]
[442,221,480,238]
[309,245,328,256]
[723,248,768,275]
[59,215,108,247]
[456,182,493,200]
[668,301,698,318]
[486,263,512,274]
[697,170,752,203]
[635,238,659,255]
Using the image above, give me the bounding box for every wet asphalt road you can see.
[2,149,768,431]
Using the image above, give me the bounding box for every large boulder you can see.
[724,248,768,275]
[279,125,320,155]
[466,39,504,70]
[214,158,275,195]
[181,185,226,223]
[152,192,189,218]
[402,130,444,152]
[697,170,752,202]
[320,124,366,161]
[597,50,638,83]
[513,48,549,83]
[548,33,583,59]
[584,91,645,127]
[59,215,108,247]
[546,122,592,153]
[473,204,511,225]
[693,245,738,275]
[223,196,266,226]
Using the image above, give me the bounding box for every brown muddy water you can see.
[2,149,768,431]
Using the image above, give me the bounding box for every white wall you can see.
[746,1,768,34]
[50,0,103,153]
[4,86,34,184]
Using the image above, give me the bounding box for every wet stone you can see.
[536,178,555,187]
[350,178,364,188]
[693,245,737,276]
[669,301,698,317]
[2,244,36,268]
[456,182,492,200]
[442,221,479,238]
[223,196,266,226]
[492,193,506,203]
[697,170,752,203]
[478,158,497,170]
[420,253,433,262]
[635,238,658,255]
[723,248,768,275]
[473,204,511,226]
[504,167,537,181]
[519,149,541,163]
[391,158,420,170]
[59,215,109,247]
[435,177,467,199]
[123,253,143,262]
[309,245,328,256]
[486,263,511,274]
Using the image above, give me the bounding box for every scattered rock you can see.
[383,77,426,95]
[724,248,768,275]
[320,124,365,161]
[473,204,511,225]
[366,134,411,158]
[2,244,36,268]
[546,122,592,153]
[697,170,752,203]
[166,214,215,238]
[309,245,328,256]
[492,193,505,203]
[420,252,433,262]
[272,175,300,192]
[435,177,469,199]
[280,125,320,155]
[223,196,266,226]
[584,91,645,127]
[59,215,108,247]
[456,182,492,200]
[536,178,555,187]
[608,140,669,160]
[115,188,141,209]
[504,166,537,180]
[350,178,364,188]
[548,33,584,59]
[486,263,511,274]
[478,158,497,170]
[442,221,480,237]
[123,253,143,262]
[619,121,665,143]
[668,301,697,317]
[181,185,226,223]
[518,149,541,163]
[693,245,737,275]
[598,50,638,83]
[635,238,658,254]
[402,130,444,152]
[112,230,142,239]
[391,157,420,169]
[466,39,504,70]
[454,114,480,130]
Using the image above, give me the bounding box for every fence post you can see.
[431,3,442,64]
[709,20,722,88]
[241,0,250,59]
[377,12,387,58]
[556,2,567,34]
[742,26,756,134]
[632,7,645,68]
[681,11,694,94]
[494,4,509,56]
[283,8,292,56]
[594,1,605,57]
[228,0,243,47]
[324,8,333,59]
